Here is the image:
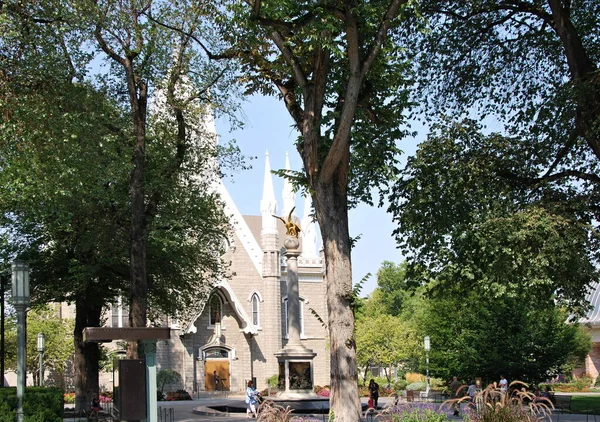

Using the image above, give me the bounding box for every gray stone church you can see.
[105,152,330,394]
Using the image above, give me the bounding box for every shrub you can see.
[266,374,279,388]
[0,387,63,422]
[406,382,426,391]
[406,373,426,384]
[157,369,182,394]
[380,387,394,396]
[63,392,75,404]
[99,393,112,403]
[314,386,330,398]
[165,390,191,401]
[64,392,112,404]
[392,379,408,391]
[539,382,590,393]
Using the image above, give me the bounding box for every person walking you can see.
[449,376,461,416]
[213,370,220,392]
[499,375,508,394]
[368,379,380,409]
[245,380,260,418]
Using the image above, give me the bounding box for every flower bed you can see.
[314,385,331,397]
[165,390,192,401]
[63,392,113,404]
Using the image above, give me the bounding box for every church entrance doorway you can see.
[204,350,230,392]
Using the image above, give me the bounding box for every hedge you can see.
[0,387,64,422]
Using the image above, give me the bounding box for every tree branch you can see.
[321,0,406,184]
[94,26,126,66]
[500,169,600,186]
[361,0,407,79]
[145,13,237,60]
[271,30,309,89]
[542,131,578,179]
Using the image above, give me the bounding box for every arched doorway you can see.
[203,347,230,392]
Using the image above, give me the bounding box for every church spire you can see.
[281,152,296,219]
[301,194,318,258]
[261,150,278,235]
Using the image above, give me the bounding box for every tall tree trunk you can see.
[125,60,149,359]
[94,30,150,359]
[313,173,361,422]
[547,0,600,159]
[74,290,102,413]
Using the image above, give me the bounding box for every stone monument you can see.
[273,211,317,399]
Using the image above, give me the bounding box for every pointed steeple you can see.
[282,152,296,220]
[261,150,278,235]
[300,194,318,258]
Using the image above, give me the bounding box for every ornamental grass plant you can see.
[256,400,294,422]
[257,400,324,422]
[443,381,553,422]
[377,402,449,422]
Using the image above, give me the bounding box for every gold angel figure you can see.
[273,207,302,238]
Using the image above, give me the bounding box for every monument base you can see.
[275,347,317,397]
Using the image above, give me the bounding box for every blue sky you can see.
[218,95,420,295]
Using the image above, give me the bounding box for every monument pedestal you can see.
[276,235,317,399]
[274,347,317,399]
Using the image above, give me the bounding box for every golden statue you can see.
[273,207,302,238]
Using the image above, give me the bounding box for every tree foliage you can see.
[370,261,411,316]
[1,0,240,410]
[75,0,241,345]
[391,3,600,315]
[408,284,591,384]
[156,369,182,394]
[360,260,590,384]
[355,314,420,385]
[407,0,600,159]
[390,119,598,317]
[3,306,74,384]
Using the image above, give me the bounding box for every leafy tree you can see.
[0,0,237,410]
[156,369,182,396]
[355,314,420,386]
[78,0,240,353]
[407,0,600,164]
[3,306,74,386]
[371,261,412,316]
[406,284,591,384]
[390,119,597,316]
[221,2,415,418]
[393,3,600,310]
[0,71,132,410]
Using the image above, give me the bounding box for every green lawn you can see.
[570,396,600,415]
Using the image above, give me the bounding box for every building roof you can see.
[579,282,600,325]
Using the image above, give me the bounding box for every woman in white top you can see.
[245,380,260,418]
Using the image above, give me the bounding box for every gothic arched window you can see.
[251,293,260,326]
[208,295,222,326]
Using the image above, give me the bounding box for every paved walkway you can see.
[65,394,600,422]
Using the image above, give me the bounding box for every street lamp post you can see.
[424,336,430,392]
[11,260,30,422]
[1,273,7,388]
[37,333,45,387]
